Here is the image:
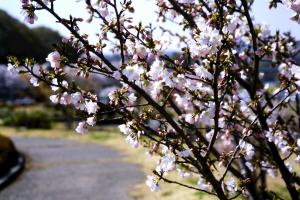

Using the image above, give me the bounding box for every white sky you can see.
[0,0,300,42]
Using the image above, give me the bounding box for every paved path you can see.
[0,137,144,200]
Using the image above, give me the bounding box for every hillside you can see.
[0,10,61,63]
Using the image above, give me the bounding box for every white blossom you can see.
[161,145,169,154]
[240,141,255,160]
[295,155,300,163]
[125,135,139,148]
[177,169,193,178]
[62,80,68,88]
[112,71,121,80]
[118,122,133,135]
[245,162,254,172]
[49,94,59,104]
[265,130,275,142]
[174,94,191,111]
[285,162,293,172]
[281,146,291,157]
[205,129,214,140]
[156,154,176,172]
[51,78,59,91]
[146,176,160,192]
[184,113,195,124]
[86,117,96,126]
[150,81,163,99]
[85,101,99,114]
[267,168,278,178]
[159,32,172,51]
[197,176,210,191]
[127,93,137,105]
[148,59,164,81]
[30,77,39,87]
[258,23,271,40]
[222,14,240,33]
[226,178,237,195]
[178,149,191,158]
[194,64,213,80]
[7,64,19,73]
[191,27,222,58]
[123,64,144,82]
[75,121,88,134]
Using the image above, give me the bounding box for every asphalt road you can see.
[0,137,144,200]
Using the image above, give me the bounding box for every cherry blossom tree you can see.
[8,0,300,199]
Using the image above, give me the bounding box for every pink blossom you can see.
[71,92,84,108]
[24,13,38,24]
[60,92,71,105]
[21,0,29,5]
[291,2,300,13]
[46,51,61,69]
[101,8,109,17]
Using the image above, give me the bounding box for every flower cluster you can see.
[13,0,300,199]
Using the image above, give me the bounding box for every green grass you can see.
[161,190,172,197]
[88,130,113,141]
[195,191,206,199]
